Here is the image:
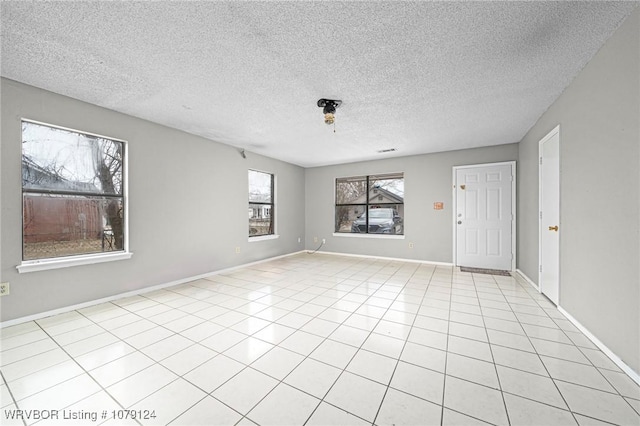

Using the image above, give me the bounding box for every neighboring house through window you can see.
[335,173,404,235]
[248,169,274,237]
[21,120,127,261]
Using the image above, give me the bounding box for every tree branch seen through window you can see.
[21,120,127,260]
[335,173,404,235]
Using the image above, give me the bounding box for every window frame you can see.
[334,172,405,238]
[248,169,276,240]
[17,119,132,273]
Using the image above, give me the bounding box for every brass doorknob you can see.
[548,225,558,231]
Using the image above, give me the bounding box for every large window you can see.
[335,173,404,235]
[248,170,274,237]
[21,120,127,261]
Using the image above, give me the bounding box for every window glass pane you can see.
[335,173,404,235]
[249,202,273,236]
[369,174,404,204]
[23,194,124,260]
[248,170,272,203]
[364,204,404,235]
[336,176,367,204]
[248,169,274,237]
[22,121,123,195]
[335,205,366,233]
[369,204,404,235]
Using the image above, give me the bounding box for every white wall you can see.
[305,145,518,262]
[518,9,639,373]
[0,78,306,322]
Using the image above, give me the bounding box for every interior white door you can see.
[539,127,560,305]
[455,163,514,270]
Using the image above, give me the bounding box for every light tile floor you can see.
[1,253,639,425]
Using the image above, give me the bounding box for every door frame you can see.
[538,125,560,302]
[452,161,517,271]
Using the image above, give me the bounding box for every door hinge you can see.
[539,265,543,273]
[540,211,543,220]
[539,157,543,165]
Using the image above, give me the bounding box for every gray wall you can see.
[518,9,639,373]
[305,145,518,262]
[0,79,305,322]
[2,9,638,376]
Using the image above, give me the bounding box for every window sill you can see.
[332,233,405,240]
[17,252,133,274]
[248,234,280,242]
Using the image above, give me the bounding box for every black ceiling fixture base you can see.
[317,98,342,114]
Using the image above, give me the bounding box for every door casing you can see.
[452,161,517,271]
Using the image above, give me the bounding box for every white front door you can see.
[539,126,560,305]
[454,162,515,270]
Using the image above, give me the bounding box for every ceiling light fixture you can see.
[317,98,342,132]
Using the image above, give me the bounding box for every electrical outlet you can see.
[235,247,240,254]
[322,238,326,244]
[408,242,414,249]
[314,237,318,243]
[0,282,10,296]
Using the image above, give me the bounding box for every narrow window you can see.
[248,170,274,237]
[335,173,404,235]
[21,120,127,261]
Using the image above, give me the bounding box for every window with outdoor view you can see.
[249,170,274,237]
[335,173,404,235]
[21,120,127,261]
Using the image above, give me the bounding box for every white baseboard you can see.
[515,269,540,291]
[0,251,305,329]
[308,250,454,267]
[557,306,640,386]
[6,250,638,387]
[511,269,638,385]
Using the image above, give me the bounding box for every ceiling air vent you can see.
[377,148,397,153]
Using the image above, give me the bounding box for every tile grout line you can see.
[441,272,510,426]
[27,320,139,426]
[545,311,638,408]
[121,261,330,425]
[313,260,421,421]
[229,256,397,425]
[41,297,249,425]
[0,369,27,426]
[297,258,420,425]
[471,272,512,426]
[446,273,599,422]
[492,273,580,425]
[520,277,639,406]
[370,262,436,425]
[391,286,599,423]
[2,254,638,426]
[299,260,430,425]
[439,266,456,426]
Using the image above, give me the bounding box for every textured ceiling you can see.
[1,1,636,167]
